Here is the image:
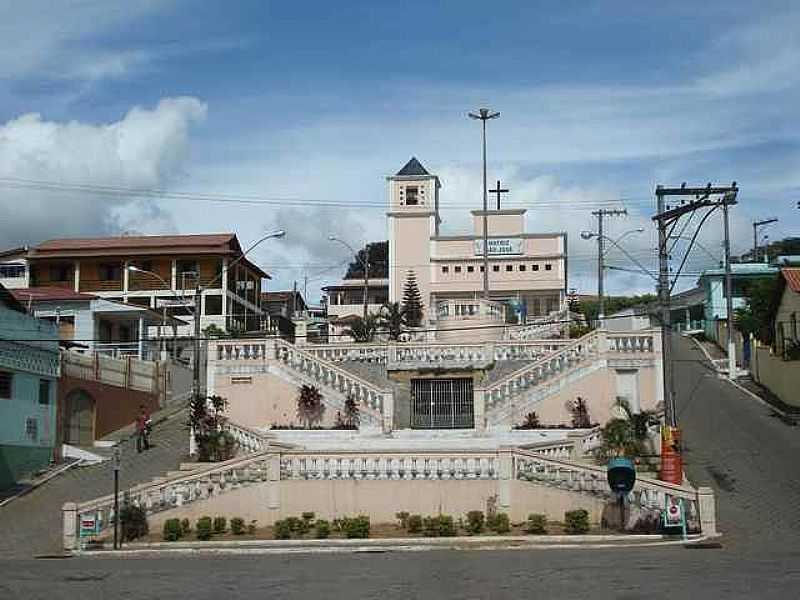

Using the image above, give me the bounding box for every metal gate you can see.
[411,378,474,429]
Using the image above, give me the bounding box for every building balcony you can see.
[79,279,124,293]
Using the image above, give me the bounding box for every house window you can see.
[231,376,252,385]
[205,295,223,316]
[405,186,419,206]
[0,371,11,399]
[492,265,500,272]
[519,265,527,272]
[467,266,474,273]
[49,264,72,282]
[25,418,38,441]
[99,263,122,281]
[532,264,540,271]
[0,264,25,278]
[506,265,513,272]
[545,264,553,271]
[442,266,449,274]
[38,379,50,405]
[455,266,462,273]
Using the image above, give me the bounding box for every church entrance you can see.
[411,378,474,429]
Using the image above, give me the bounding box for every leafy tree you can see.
[402,270,424,327]
[344,314,378,343]
[516,411,540,429]
[296,385,325,428]
[344,241,388,279]
[379,302,406,341]
[734,278,779,345]
[578,294,657,326]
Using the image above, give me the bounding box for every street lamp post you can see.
[580,228,646,326]
[189,231,285,436]
[469,107,500,301]
[329,236,370,320]
[112,446,120,550]
[126,265,185,360]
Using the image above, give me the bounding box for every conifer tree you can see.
[402,270,424,327]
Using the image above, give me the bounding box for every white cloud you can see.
[0,96,207,246]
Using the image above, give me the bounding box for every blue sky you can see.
[1,1,798,298]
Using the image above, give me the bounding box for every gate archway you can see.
[63,389,95,446]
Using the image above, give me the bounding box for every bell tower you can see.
[387,157,440,319]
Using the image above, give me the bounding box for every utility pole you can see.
[722,193,739,379]
[591,209,627,327]
[752,218,777,262]
[113,446,120,550]
[469,107,500,300]
[653,182,738,484]
[363,243,370,321]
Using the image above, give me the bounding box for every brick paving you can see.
[0,412,190,558]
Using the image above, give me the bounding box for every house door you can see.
[411,378,474,429]
[63,389,95,446]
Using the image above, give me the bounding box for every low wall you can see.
[58,376,160,440]
[137,478,609,534]
[752,345,800,408]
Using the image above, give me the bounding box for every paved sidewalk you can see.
[0,411,190,558]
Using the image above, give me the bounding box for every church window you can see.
[492,265,500,272]
[519,265,526,272]
[455,266,462,273]
[442,266,449,274]
[467,265,474,273]
[532,264,540,271]
[545,264,553,271]
[405,186,419,205]
[505,265,513,272]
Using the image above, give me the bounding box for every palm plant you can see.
[597,399,659,461]
[344,314,378,343]
[296,385,325,428]
[379,302,406,341]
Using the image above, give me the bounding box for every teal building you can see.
[0,285,60,490]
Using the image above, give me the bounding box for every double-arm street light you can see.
[468,107,500,300]
[329,236,370,320]
[580,228,647,326]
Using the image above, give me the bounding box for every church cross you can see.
[489,180,509,210]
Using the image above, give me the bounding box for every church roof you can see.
[396,157,430,176]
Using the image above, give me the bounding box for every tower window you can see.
[519,265,526,272]
[506,265,513,272]
[532,264,540,271]
[455,266,462,273]
[545,264,553,271]
[492,265,500,272]
[442,266,449,274]
[467,265,474,273]
[405,186,419,205]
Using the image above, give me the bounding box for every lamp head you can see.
[127,265,142,273]
[580,231,595,240]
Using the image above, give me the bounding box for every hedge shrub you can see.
[196,516,213,541]
[407,514,423,534]
[314,519,331,539]
[524,514,547,535]
[465,511,485,535]
[230,517,245,535]
[213,516,227,534]
[564,509,590,534]
[163,518,183,542]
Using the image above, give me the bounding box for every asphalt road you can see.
[1,334,798,598]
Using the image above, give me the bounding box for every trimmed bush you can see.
[407,514,423,534]
[230,517,245,535]
[213,516,227,534]
[465,510,485,535]
[180,518,191,536]
[247,520,258,535]
[489,512,510,534]
[314,519,331,539]
[395,511,410,529]
[302,512,316,523]
[163,518,183,542]
[284,516,309,536]
[564,509,590,534]
[273,519,292,540]
[196,516,213,541]
[119,505,149,542]
[342,516,370,539]
[422,515,457,537]
[524,514,547,535]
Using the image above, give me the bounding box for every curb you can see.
[686,336,795,423]
[73,533,710,558]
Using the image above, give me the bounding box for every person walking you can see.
[135,406,151,453]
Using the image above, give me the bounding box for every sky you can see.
[1,0,798,301]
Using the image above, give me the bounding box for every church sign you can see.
[474,238,524,256]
